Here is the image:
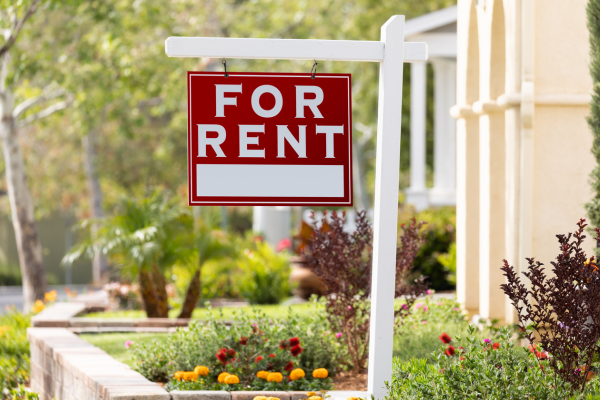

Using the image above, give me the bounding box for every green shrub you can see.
[238,241,291,305]
[387,325,600,400]
[399,206,456,291]
[394,296,476,362]
[130,304,343,390]
[0,309,31,399]
[0,263,21,286]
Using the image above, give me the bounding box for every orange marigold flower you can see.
[32,300,45,314]
[307,392,317,397]
[308,397,323,400]
[253,397,268,400]
[290,368,305,381]
[267,372,283,383]
[256,370,269,380]
[266,397,281,400]
[44,290,57,303]
[183,372,199,381]
[218,372,230,383]
[224,374,240,384]
[312,368,328,379]
[194,366,209,376]
[174,371,185,381]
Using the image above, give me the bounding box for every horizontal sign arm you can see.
[165,37,427,63]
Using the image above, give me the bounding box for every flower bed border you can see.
[28,327,366,400]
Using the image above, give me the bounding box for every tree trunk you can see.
[0,89,47,311]
[152,264,169,318]
[138,269,159,318]
[178,269,200,319]
[82,132,108,284]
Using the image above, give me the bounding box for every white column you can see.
[429,58,457,206]
[405,61,429,210]
[367,15,405,400]
[252,206,291,246]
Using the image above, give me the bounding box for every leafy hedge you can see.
[387,326,600,399]
[0,309,32,399]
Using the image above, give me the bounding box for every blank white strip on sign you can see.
[196,164,345,197]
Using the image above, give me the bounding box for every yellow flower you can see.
[183,372,199,381]
[218,372,230,383]
[32,300,45,314]
[312,368,328,379]
[253,397,268,400]
[346,397,361,400]
[307,392,317,397]
[224,374,240,384]
[0,326,9,336]
[267,372,283,383]
[290,368,306,381]
[174,371,185,381]
[308,397,323,400]
[44,290,57,303]
[257,370,270,380]
[194,366,209,376]
[266,397,281,400]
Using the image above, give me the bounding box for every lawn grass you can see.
[84,302,321,320]
[80,332,169,368]
[393,298,493,362]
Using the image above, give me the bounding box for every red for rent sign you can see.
[187,72,353,206]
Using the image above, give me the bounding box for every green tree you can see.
[63,191,191,317]
[178,224,233,318]
[587,0,600,228]
[0,0,70,309]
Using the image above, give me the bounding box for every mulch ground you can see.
[332,372,368,391]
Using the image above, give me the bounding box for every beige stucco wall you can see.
[455,0,594,322]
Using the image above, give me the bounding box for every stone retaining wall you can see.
[28,328,169,400]
[28,327,361,400]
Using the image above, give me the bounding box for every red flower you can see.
[227,349,236,357]
[289,337,301,347]
[492,343,500,350]
[239,337,248,345]
[284,361,294,371]
[216,348,228,362]
[445,345,456,357]
[291,345,303,356]
[269,353,276,358]
[255,356,263,363]
[460,356,466,361]
[439,333,452,344]
[279,340,289,350]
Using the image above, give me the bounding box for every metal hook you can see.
[222,58,228,78]
[311,60,318,79]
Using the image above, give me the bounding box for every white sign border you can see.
[187,73,353,206]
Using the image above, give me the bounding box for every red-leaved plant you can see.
[304,210,429,373]
[501,219,600,395]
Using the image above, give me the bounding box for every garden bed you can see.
[27,328,366,400]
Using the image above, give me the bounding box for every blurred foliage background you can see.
[0,0,457,290]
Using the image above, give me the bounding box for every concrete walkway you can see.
[0,285,95,314]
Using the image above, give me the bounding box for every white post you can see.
[405,61,429,210]
[252,206,291,246]
[429,58,457,206]
[368,15,405,400]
